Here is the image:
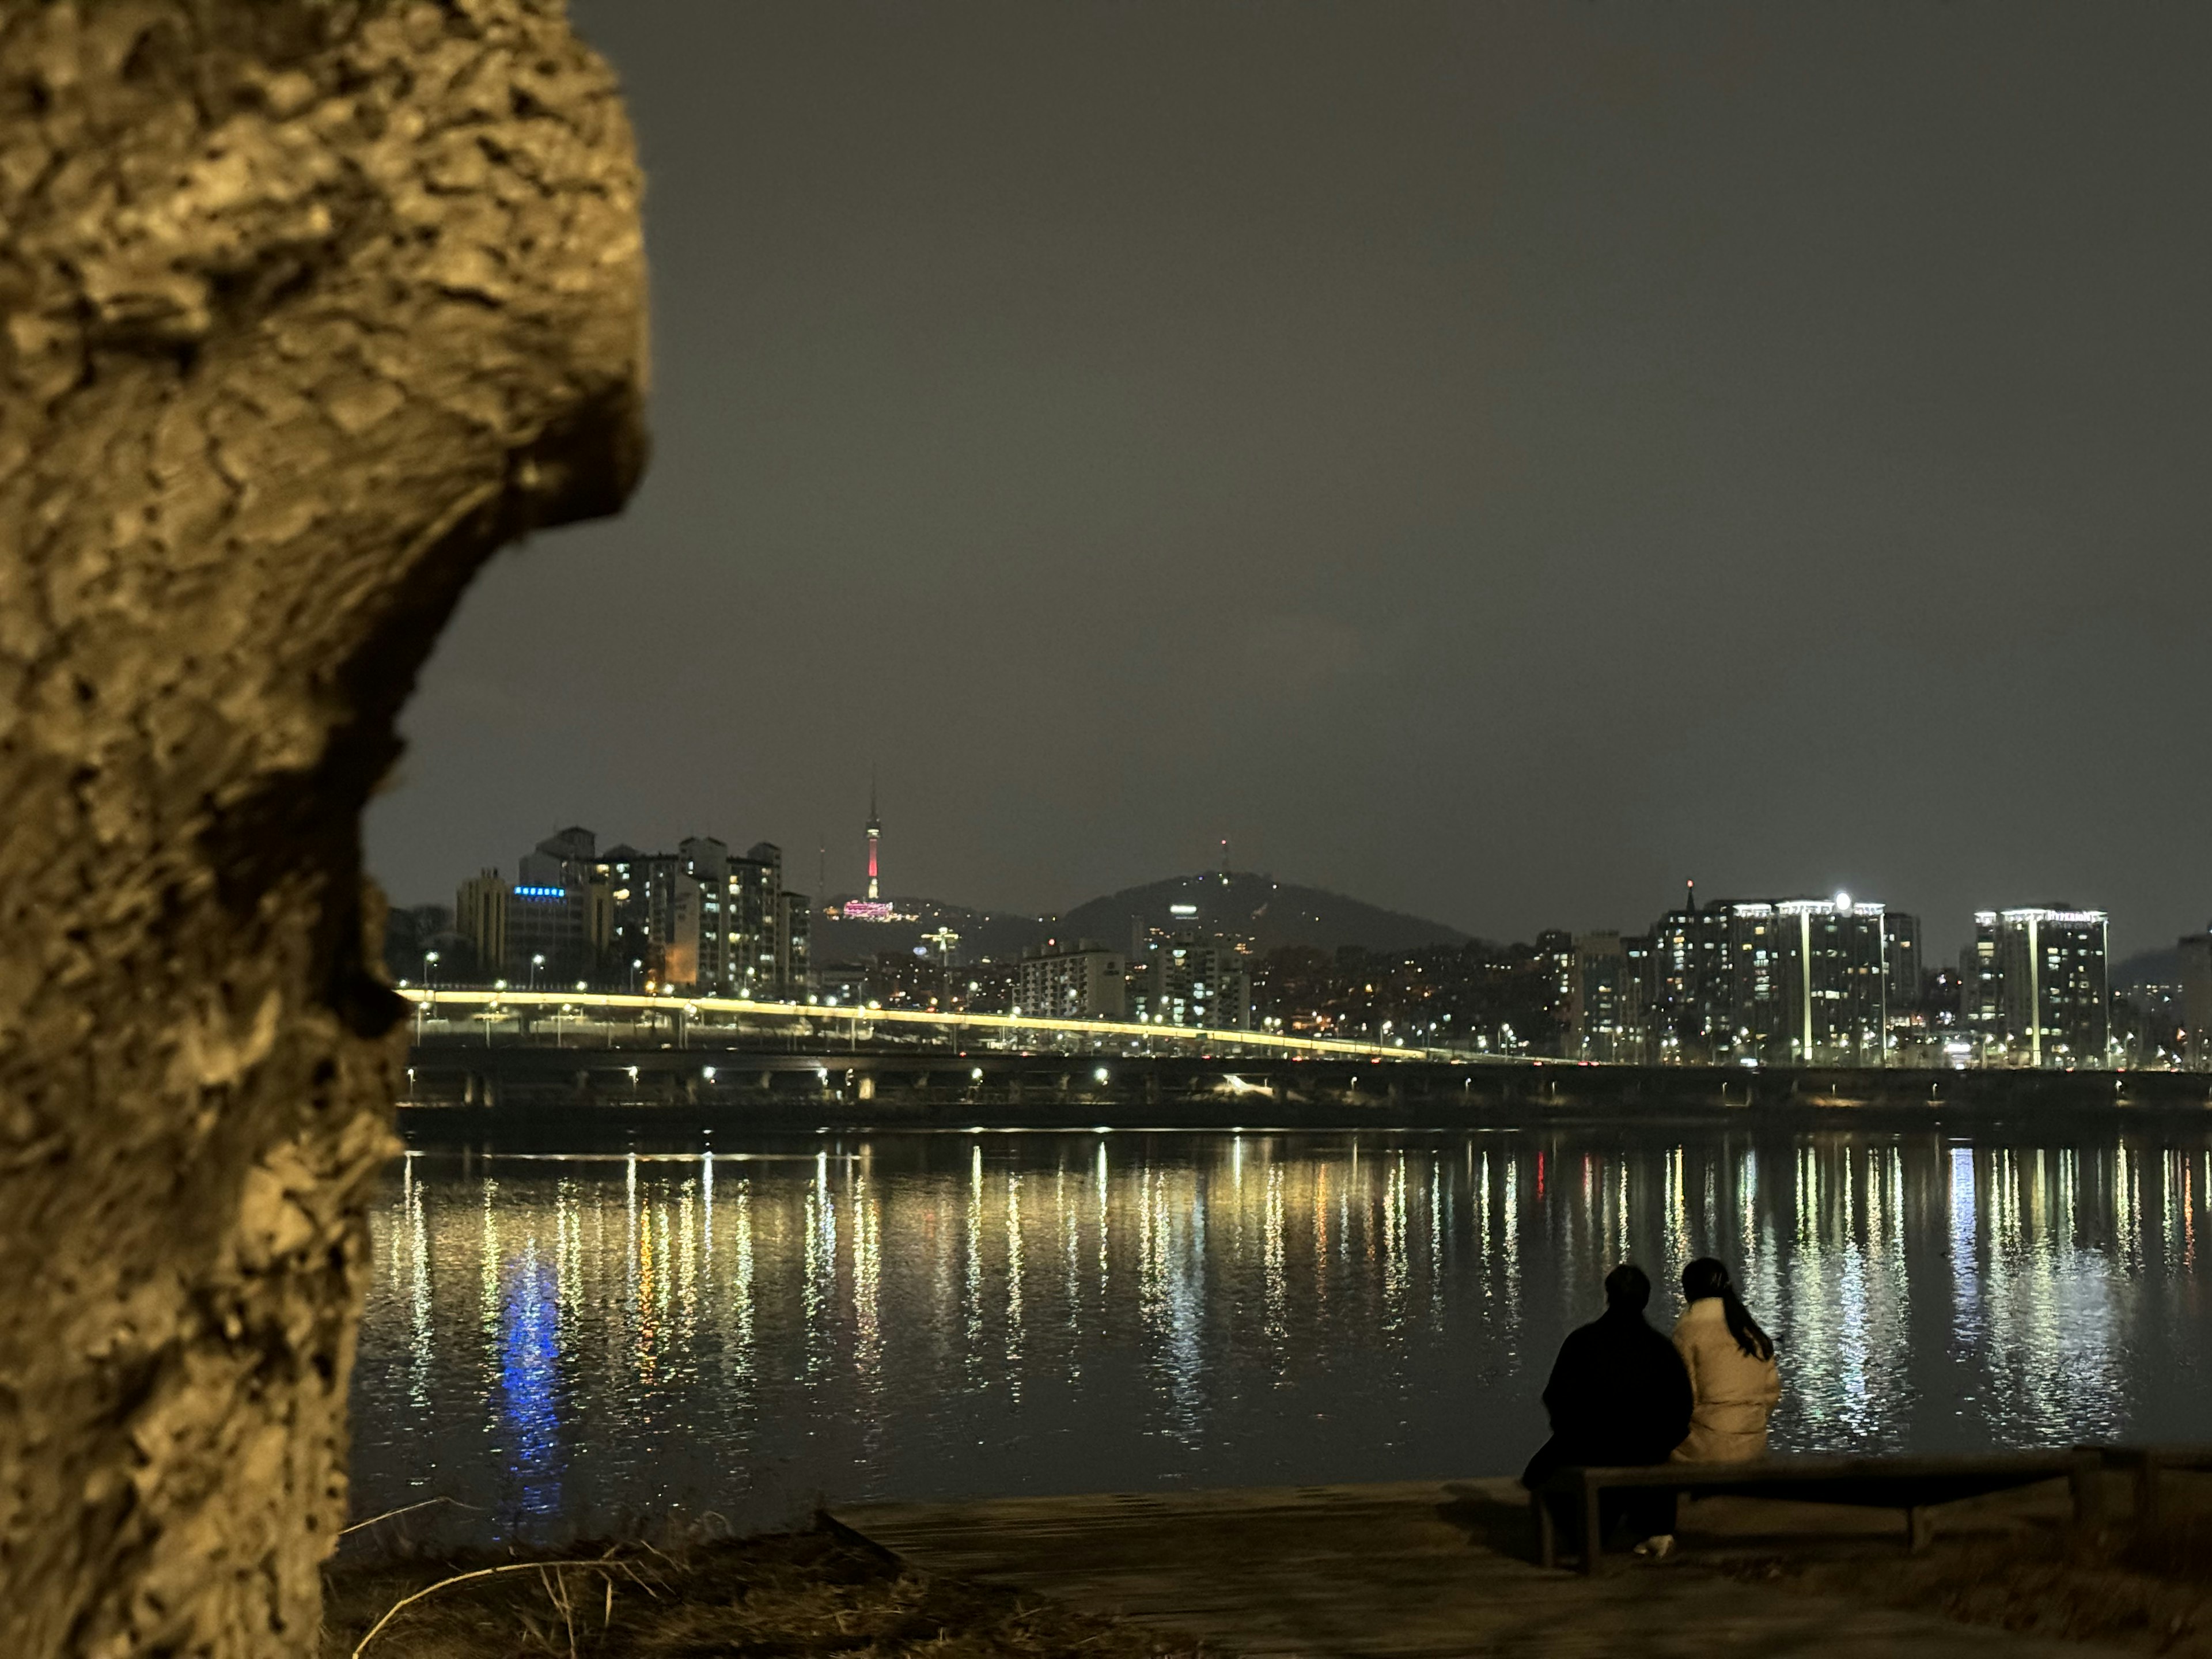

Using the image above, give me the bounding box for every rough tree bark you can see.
[0,4,646,1654]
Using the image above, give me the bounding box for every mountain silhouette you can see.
[806,870,1469,966]
[1052,872,1469,956]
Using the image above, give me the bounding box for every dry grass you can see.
[322,1524,1215,1659]
[1711,1508,2212,1656]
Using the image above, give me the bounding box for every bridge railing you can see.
[393,986,1469,1063]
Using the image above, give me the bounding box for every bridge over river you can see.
[397,990,2212,1134]
[397,985,1443,1061]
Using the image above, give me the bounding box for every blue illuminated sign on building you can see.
[513,885,567,900]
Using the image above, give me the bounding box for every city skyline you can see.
[363,1,2212,960]
[406,786,2179,976]
[407,804,2212,1070]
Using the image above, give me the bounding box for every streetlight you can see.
[629,959,642,994]
[531,952,544,990]
[416,951,438,1042]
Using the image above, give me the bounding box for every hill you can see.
[1051,872,1469,957]
[806,896,1048,969]
[2112,946,2182,990]
[804,872,1471,966]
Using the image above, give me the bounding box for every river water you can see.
[351,1126,2212,1542]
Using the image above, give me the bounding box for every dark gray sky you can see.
[365,2,2212,962]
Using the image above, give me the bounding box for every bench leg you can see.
[2068,1449,2107,1536]
[1532,1492,1556,1570]
[1580,1473,1603,1577]
[1906,1506,1935,1553]
[2136,1455,2162,1532]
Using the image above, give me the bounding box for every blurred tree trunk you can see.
[0,4,646,1653]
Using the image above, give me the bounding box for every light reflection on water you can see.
[354,1128,2212,1542]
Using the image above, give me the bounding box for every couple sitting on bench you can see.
[1521,1258,1781,1559]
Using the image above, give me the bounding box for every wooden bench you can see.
[2101,1444,2212,1532]
[1532,1448,2105,1574]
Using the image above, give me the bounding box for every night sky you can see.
[364,3,2212,963]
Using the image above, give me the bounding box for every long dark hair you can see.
[1681,1257,1774,1361]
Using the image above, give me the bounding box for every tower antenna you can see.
[866,771,882,903]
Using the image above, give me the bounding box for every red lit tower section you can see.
[866,780,881,902]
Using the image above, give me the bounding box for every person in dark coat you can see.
[1521,1263,1694,1551]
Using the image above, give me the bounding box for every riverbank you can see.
[322,1469,2212,1657]
[827,1475,2206,1656]
[1709,1479,2212,1654]
[322,1527,1211,1658]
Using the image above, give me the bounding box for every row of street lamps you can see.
[422,949,649,993]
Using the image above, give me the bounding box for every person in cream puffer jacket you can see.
[1670,1257,1781,1462]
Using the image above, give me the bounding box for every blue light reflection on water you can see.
[500,1240,562,1520]
[350,1128,2212,1543]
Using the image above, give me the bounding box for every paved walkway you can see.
[831,1478,2128,1657]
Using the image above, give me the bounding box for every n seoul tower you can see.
[865,774,882,902]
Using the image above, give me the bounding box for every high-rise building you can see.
[1647,895,1731,1061]
[504,881,601,986]
[677,836,731,990]
[1013,940,1128,1022]
[1626,887,1889,1065]
[518,825,597,889]
[1771,897,1888,1066]
[729,843,783,998]
[1535,929,1575,1042]
[2179,929,2212,1070]
[1567,931,1635,1061]
[1994,907,2109,1067]
[454,869,507,981]
[1717,902,1786,1062]
[777,887,810,998]
[598,843,687,990]
[456,827,612,986]
[1137,934,1252,1030]
[590,835,805,997]
[1960,912,2003,1041]
[1619,933,1656,1062]
[1883,911,1921,1012]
